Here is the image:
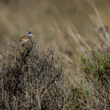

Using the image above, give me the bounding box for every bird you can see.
[18,31,32,47]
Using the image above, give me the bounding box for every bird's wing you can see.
[19,35,28,41]
[18,35,30,46]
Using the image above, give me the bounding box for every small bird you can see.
[19,31,32,47]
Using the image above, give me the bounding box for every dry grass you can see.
[0,0,110,110]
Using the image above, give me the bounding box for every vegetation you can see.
[0,41,64,110]
[81,50,110,89]
[80,49,110,110]
[0,0,110,110]
[66,83,91,110]
[0,41,110,110]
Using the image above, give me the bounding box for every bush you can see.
[65,83,91,110]
[0,41,64,110]
[80,50,110,89]
[80,49,110,109]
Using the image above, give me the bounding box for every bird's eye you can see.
[28,31,32,34]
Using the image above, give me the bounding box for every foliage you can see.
[80,51,110,89]
[65,83,91,110]
[80,49,110,110]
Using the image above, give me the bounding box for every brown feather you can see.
[19,35,29,41]
[19,35,30,44]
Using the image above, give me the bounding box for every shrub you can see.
[0,41,64,110]
[80,49,110,109]
[65,83,91,110]
[80,50,110,89]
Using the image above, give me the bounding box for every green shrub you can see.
[65,83,91,110]
[80,51,110,89]
[80,49,110,110]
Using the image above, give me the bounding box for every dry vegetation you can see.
[0,0,110,110]
[0,41,64,110]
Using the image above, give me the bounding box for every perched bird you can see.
[19,31,32,47]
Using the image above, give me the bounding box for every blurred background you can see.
[0,1,110,109]
[0,0,110,62]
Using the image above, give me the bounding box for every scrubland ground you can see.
[0,0,110,110]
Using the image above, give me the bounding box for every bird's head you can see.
[26,31,32,38]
